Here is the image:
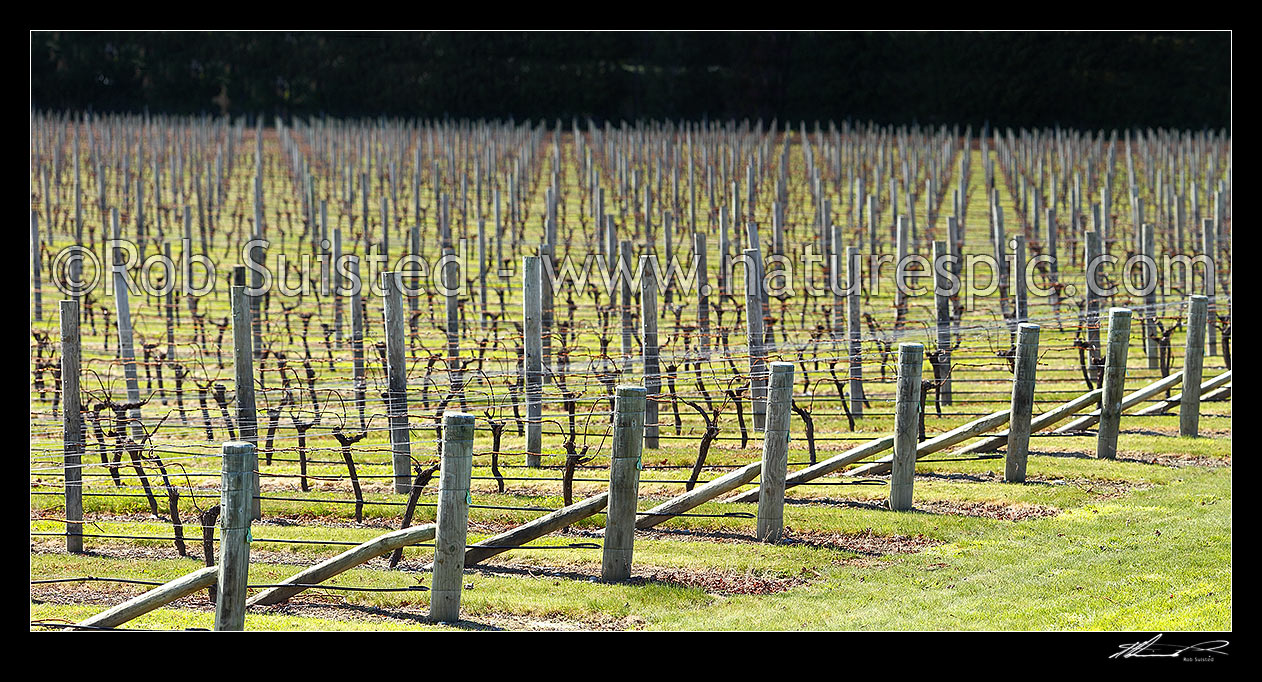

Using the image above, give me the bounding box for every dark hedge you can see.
[30,31,1230,130]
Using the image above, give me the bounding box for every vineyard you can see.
[29,114,1231,631]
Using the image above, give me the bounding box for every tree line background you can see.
[31,31,1230,130]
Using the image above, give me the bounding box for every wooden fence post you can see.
[60,299,83,553]
[1097,308,1132,460]
[382,271,412,493]
[694,231,711,358]
[1180,295,1209,437]
[523,256,543,468]
[868,195,879,253]
[1005,323,1041,482]
[333,227,344,347]
[895,215,909,316]
[248,202,264,360]
[601,385,646,582]
[230,284,261,519]
[541,242,554,384]
[112,210,143,441]
[32,212,42,321]
[78,567,219,631]
[620,239,634,373]
[443,250,462,404]
[350,259,366,429]
[744,247,767,431]
[477,219,488,328]
[1084,231,1103,364]
[1101,184,1112,254]
[1012,234,1028,326]
[163,241,175,361]
[756,362,795,543]
[430,411,476,623]
[993,202,1008,309]
[718,207,731,295]
[847,246,864,416]
[409,225,421,316]
[832,225,845,339]
[1044,207,1059,297]
[214,440,255,631]
[1141,224,1159,369]
[933,239,953,405]
[1202,219,1217,356]
[890,342,923,511]
[641,256,660,449]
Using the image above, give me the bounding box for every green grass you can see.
[30,140,1232,631]
[659,466,1230,630]
[32,432,1231,630]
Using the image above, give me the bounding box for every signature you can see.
[1111,634,1230,660]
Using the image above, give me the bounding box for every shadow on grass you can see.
[468,561,810,595]
[262,599,511,630]
[783,495,1062,522]
[1033,449,1229,468]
